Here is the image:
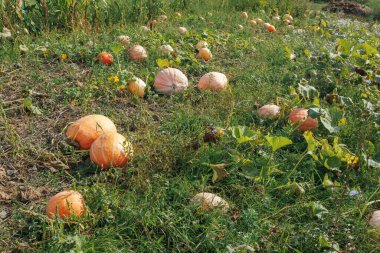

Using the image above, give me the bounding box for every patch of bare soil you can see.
[323,0,373,16]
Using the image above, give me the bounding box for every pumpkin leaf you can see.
[323,156,341,171]
[23,97,42,115]
[230,126,258,144]
[265,135,292,152]
[156,58,170,68]
[298,81,318,100]
[207,163,229,183]
[320,107,344,133]
[110,44,124,55]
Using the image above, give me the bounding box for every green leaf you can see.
[320,107,344,133]
[303,131,320,153]
[230,126,259,144]
[265,135,292,152]
[298,81,318,100]
[110,44,124,55]
[304,49,311,58]
[23,97,33,108]
[324,156,341,171]
[306,201,329,219]
[156,58,170,68]
[323,174,334,188]
[207,163,229,183]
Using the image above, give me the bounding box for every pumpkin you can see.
[46,190,85,218]
[154,68,189,95]
[283,14,293,21]
[159,15,167,21]
[283,19,292,26]
[175,12,182,17]
[141,26,150,32]
[128,45,147,62]
[149,19,158,25]
[118,35,130,47]
[258,104,281,118]
[198,72,228,91]
[197,48,212,61]
[178,27,187,34]
[369,210,380,229]
[196,41,208,50]
[160,45,174,54]
[289,108,318,131]
[90,132,133,169]
[249,19,257,26]
[66,114,117,150]
[242,12,248,19]
[191,192,229,213]
[255,18,264,25]
[238,25,244,30]
[127,77,146,98]
[267,25,276,32]
[272,16,281,21]
[263,23,271,28]
[97,52,113,65]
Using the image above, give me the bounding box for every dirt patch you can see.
[323,0,373,16]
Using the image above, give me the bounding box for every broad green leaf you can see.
[303,131,320,153]
[110,44,124,55]
[156,58,170,68]
[323,174,334,188]
[265,135,292,152]
[324,156,341,171]
[298,82,318,100]
[320,107,344,133]
[304,49,311,58]
[230,126,259,144]
[207,163,228,183]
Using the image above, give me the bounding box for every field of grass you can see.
[1,1,380,252]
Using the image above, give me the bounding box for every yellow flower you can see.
[113,76,119,83]
[61,53,68,60]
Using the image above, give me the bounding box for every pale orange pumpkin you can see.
[258,104,281,118]
[196,41,208,50]
[283,19,292,26]
[198,48,212,61]
[128,45,147,62]
[141,26,150,32]
[198,72,228,91]
[249,19,257,26]
[127,77,146,97]
[238,25,244,30]
[90,132,133,169]
[255,18,264,25]
[46,190,85,219]
[66,114,117,150]
[242,12,248,19]
[159,15,167,21]
[175,12,182,17]
[118,35,130,48]
[97,52,113,65]
[289,108,318,131]
[267,25,276,32]
[154,68,189,95]
[160,45,174,54]
[150,19,158,25]
[191,192,229,213]
[178,27,187,34]
[263,23,271,28]
[283,14,293,21]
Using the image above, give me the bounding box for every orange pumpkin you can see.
[97,52,113,65]
[289,108,318,131]
[267,25,276,32]
[128,45,147,62]
[198,72,228,91]
[242,12,248,19]
[150,19,158,25]
[178,27,187,34]
[66,114,117,150]
[258,104,281,118]
[198,48,212,61]
[127,77,146,98]
[154,68,189,95]
[90,132,133,169]
[46,190,85,219]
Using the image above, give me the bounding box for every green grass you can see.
[1,4,380,253]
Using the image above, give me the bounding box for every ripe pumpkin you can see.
[191,192,229,213]
[369,210,380,229]
[160,45,174,54]
[178,27,187,34]
[258,104,281,118]
[283,19,292,26]
[249,19,257,26]
[154,68,189,95]
[242,12,248,19]
[196,41,208,50]
[90,132,133,169]
[97,52,113,65]
[263,23,271,28]
[127,77,146,98]
[289,108,318,131]
[150,19,158,25]
[198,72,228,91]
[128,45,147,62]
[255,18,264,25]
[267,25,276,32]
[66,114,117,150]
[198,48,212,61]
[46,190,85,219]
[118,36,130,48]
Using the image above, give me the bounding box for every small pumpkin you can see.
[267,25,276,32]
[178,27,187,34]
[249,19,257,26]
[159,15,167,21]
[198,72,228,91]
[127,77,146,98]
[283,19,292,26]
[66,114,117,150]
[255,18,264,25]
[160,45,174,54]
[118,36,130,48]
[242,12,248,19]
[175,12,182,17]
[197,48,212,61]
[46,190,85,219]
[191,192,229,213]
[289,108,318,131]
[258,104,281,118]
[238,24,244,30]
[128,45,147,62]
[154,68,189,95]
[90,132,133,169]
[196,41,208,50]
[369,210,380,229]
[141,26,150,32]
[149,19,158,25]
[283,14,293,21]
[97,52,113,65]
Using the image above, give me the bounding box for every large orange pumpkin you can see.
[127,77,146,98]
[154,68,189,95]
[197,48,212,61]
[258,104,281,118]
[267,25,276,32]
[90,132,133,169]
[289,108,318,131]
[46,190,85,219]
[97,52,113,65]
[128,45,147,62]
[198,72,228,91]
[66,115,117,150]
